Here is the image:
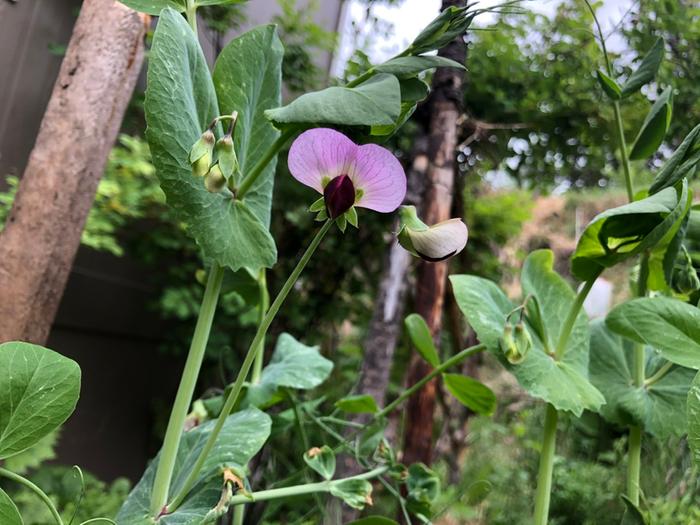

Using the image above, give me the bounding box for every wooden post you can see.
[0,0,148,344]
[401,0,467,467]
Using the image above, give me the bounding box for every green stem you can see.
[613,101,634,201]
[554,274,599,359]
[0,467,63,525]
[532,404,558,525]
[168,220,334,511]
[251,270,269,384]
[644,361,673,388]
[375,344,486,420]
[627,425,642,505]
[149,263,225,515]
[232,505,245,525]
[228,466,388,506]
[237,128,298,199]
[345,68,375,88]
[185,0,197,34]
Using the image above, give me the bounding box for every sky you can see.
[333,0,635,75]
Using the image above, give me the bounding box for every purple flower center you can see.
[324,174,355,219]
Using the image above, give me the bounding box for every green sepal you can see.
[345,206,359,228]
[308,197,325,213]
[188,129,215,165]
[215,135,239,181]
[336,215,347,233]
[315,209,328,222]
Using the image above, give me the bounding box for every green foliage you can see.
[0,489,21,525]
[9,466,130,524]
[0,342,80,460]
[689,370,700,466]
[443,374,496,416]
[335,394,378,414]
[451,251,604,416]
[629,86,673,160]
[146,9,277,271]
[118,0,184,15]
[116,408,270,523]
[404,313,440,367]
[620,37,664,99]
[606,297,700,369]
[590,321,694,437]
[303,445,335,480]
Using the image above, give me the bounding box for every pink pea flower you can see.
[288,128,407,219]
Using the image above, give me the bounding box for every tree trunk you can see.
[0,0,148,345]
[401,0,467,467]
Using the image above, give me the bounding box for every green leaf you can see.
[0,489,22,525]
[4,431,58,474]
[212,25,283,228]
[450,250,605,416]
[620,495,648,525]
[245,333,333,408]
[218,267,259,306]
[687,370,700,466]
[589,321,694,437]
[347,517,398,525]
[0,342,80,460]
[629,86,673,160]
[404,313,440,367]
[356,418,386,457]
[118,0,183,15]
[596,70,622,100]
[303,445,336,480]
[116,408,271,524]
[650,124,700,194]
[571,181,687,281]
[145,9,277,271]
[265,74,401,130]
[443,374,496,415]
[621,37,664,98]
[606,297,700,369]
[405,463,440,520]
[330,479,373,510]
[335,394,379,414]
[196,0,245,6]
[374,55,465,77]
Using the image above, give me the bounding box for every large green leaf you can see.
[244,333,333,408]
[0,342,80,460]
[145,9,276,271]
[589,321,693,437]
[620,38,664,98]
[116,408,271,524]
[371,77,429,137]
[212,25,283,228]
[0,489,22,525]
[606,297,700,369]
[629,86,672,160]
[450,250,604,416]
[571,181,687,281]
[265,74,401,130]
[374,55,464,77]
[687,370,700,466]
[443,374,496,415]
[650,124,700,194]
[119,0,183,15]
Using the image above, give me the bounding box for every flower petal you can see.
[349,144,406,212]
[410,218,468,261]
[288,128,357,193]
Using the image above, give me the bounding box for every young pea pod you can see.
[204,163,227,193]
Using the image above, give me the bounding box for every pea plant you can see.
[452,5,700,525]
[0,1,485,524]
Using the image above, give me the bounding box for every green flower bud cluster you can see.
[408,5,475,55]
[498,300,535,365]
[187,112,240,194]
[672,245,700,295]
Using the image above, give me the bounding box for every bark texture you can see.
[401,0,467,467]
[0,0,148,344]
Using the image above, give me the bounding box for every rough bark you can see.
[0,0,148,344]
[401,0,467,467]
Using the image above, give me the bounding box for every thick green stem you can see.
[168,220,334,511]
[0,467,63,525]
[375,344,485,420]
[237,128,297,199]
[232,505,245,525]
[533,404,558,525]
[554,275,599,359]
[251,270,269,384]
[644,361,673,388]
[185,0,197,34]
[149,263,225,515]
[627,425,642,505]
[228,466,388,505]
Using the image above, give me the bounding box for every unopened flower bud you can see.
[204,164,226,193]
[216,135,239,181]
[324,174,356,219]
[672,246,700,294]
[189,129,215,177]
[510,322,532,364]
